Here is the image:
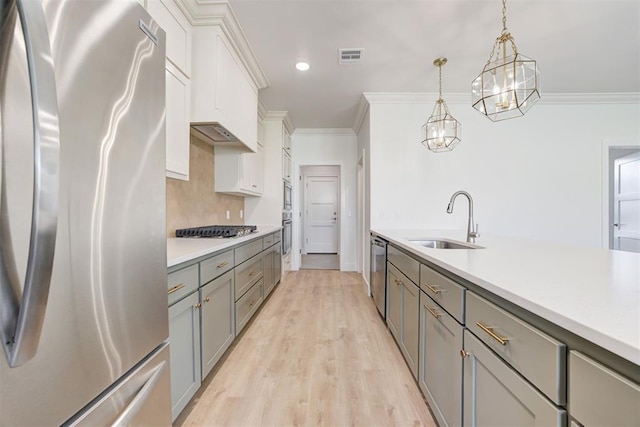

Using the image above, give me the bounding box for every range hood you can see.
[191,123,239,145]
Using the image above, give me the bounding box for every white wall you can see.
[291,129,358,271]
[245,119,283,225]
[357,111,371,287]
[367,97,640,248]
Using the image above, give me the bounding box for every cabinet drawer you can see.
[167,264,198,306]
[235,279,263,335]
[200,249,234,285]
[263,233,274,248]
[387,245,419,285]
[466,292,566,406]
[420,264,465,324]
[235,254,263,300]
[273,230,281,243]
[569,351,640,426]
[235,239,263,265]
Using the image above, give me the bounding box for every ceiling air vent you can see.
[338,48,363,64]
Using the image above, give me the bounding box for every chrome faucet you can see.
[447,191,480,243]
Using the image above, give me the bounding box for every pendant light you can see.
[421,58,461,153]
[472,0,540,121]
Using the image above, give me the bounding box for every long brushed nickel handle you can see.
[167,283,185,295]
[476,321,509,346]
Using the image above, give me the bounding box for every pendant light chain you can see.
[486,0,518,65]
[438,62,443,101]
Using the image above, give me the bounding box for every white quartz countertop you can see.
[167,225,282,268]
[372,229,640,366]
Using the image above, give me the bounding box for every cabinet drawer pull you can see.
[426,306,441,319]
[249,271,256,277]
[425,284,443,294]
[476,321,509,346]
[248,300,256,307]
[204,297,210,303]
[217,261,229,269]
[394,278,402,286]
[167,283,185,295]
[194,303,202,309]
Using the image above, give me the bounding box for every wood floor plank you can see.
[175,270,435,427]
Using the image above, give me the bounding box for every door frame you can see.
[601,140,640,249]
[294,162,344,270]
[299,165,343,259]
[302,167,340,255]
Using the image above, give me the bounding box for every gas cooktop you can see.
[175,225,257,238]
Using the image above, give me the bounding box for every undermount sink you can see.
[408,239,483,249]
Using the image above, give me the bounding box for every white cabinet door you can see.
[283,149,292,183]
[146,0,192,76]
[165,61,190,180]
[214,145,263,197]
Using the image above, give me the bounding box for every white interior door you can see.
[305,175,339,253]
[613,151,640,252]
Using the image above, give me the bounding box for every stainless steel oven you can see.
[282,211,292,255]
[283,181,292,211]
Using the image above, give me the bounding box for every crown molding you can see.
[263,111,294,133]
[361,92,640,106]
[293,128,356,136]
[353,94,371,134]
[176,0,269,89]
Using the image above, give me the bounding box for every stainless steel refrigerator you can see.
[0,0,171,424]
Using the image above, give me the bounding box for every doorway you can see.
[300,165,340,270]
[609,149,640,252]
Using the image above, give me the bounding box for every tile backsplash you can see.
[166,135,244,237]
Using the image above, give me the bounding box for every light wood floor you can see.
[175,270,435,427]
[300,254,339,270]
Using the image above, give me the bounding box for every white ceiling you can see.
[228,0,640,129]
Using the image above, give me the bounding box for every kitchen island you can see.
[372,228,639,427]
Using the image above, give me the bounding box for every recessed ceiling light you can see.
[295,61,310,71]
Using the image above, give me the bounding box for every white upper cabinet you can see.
[165,61,190,180]
[146,0,192,77]
[214,144,264,197]
[191,26,258,153]
[144,0,193,180]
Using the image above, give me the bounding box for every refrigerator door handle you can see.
[111,361,167,427]
[0,0,60,367]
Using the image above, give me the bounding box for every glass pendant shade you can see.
[421,100,461,153]
[472,0,540,121]
[422,57,461,153]
[472,52,540,121]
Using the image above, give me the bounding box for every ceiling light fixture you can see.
[421,58,461,153]
[472,0,540,121]
[295,61,310,71]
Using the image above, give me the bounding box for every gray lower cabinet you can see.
[200,270,235,380]
[236,279,264,335]
[273,243,282,287]
[419,292,463,427]
[387,262,419,379]
[263,247,274,297]
[387,262,402,341]
[463,330,566,427]
[569,351,640,426]
[168,292,201,422]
